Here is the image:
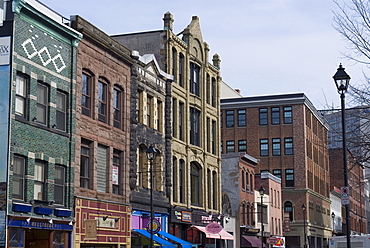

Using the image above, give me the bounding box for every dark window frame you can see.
[81,73,91,117]
[98,80,108,123]
[271,107,280,125]
[238,109,246,127]
[284,106,293,124]
[272,138,281,156]
[260,139,269,156]
[284,137,294,155]
[226,110,234,128]
[259,108,268,125]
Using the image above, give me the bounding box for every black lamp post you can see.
[333,64,351,248]
[259,186,265,248]
[146,145,157,248]
[302,204,307,248]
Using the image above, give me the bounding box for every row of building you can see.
[0,1,368,248]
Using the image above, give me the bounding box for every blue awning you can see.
[158,231,193,248]
[133,229,175,248]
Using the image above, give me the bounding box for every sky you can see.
[40,0,367,109]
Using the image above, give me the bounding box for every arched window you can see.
[113,85,123,129]
[191,162,201,206]
[284,201,293,221]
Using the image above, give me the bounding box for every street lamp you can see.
[302,204,307,248]
[146,145,157,248]
[332,212,335,235]
[259,186,265,248]
[333,64,351,248]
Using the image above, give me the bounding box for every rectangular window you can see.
[211,78,216,107]
[54,165,65,205]
[271,107,280,125]
[179,102,184,141]
[146,95,153,128]
[13,156,25,200]
[179,53,184,87]
[97,144,108,192]
[226,140,235,153]
[15,73,28,117]
[238,109,246,127]
[98,81,107,123]
[112,150,121,194]
[34,161,46,200]
[212,120,216,154]
[272,138,281,156]
[238,140,247,152]
[273,169,282,178]
[226,110,234,127]
[157,100,163,132]
[284,137,294,155]
[285,169,294,187]
[284,106,292,124]
[113,87,122,129]
[36,83,48,125]
[260,139,269,156]
[80,139,91,189]
[259,108,268,125]
[179,160,185,203]
[190,107,201,146]
[190,62,200,96]
[56,91,67,131]
[81,73,91,116]
[172,98,177,138]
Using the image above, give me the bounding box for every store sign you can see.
[182,211,191,222]
[205,222,222,234]
[0,37,10,65]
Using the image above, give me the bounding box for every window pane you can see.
[37,84,48,124]
[259,108,268,125]
[56,92,66,131]
[113,88,121,128]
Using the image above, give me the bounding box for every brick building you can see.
[329,148,366,235]
[70,15,132,248]
[221,93,331,248]
[112,12,226,246]
[1,0,81,247]
[221,153,260,248]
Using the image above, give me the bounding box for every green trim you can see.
[13,0,82,46]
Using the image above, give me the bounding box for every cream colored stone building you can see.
[113,12,225,245]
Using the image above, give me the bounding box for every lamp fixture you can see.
[301,204,306,212]
[333,63,351,93]
[258,186,265,196]
[146,145,157,161]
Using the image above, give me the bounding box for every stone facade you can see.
[2,0,81,247]
[70,15,132,248]
[112,12,223,244]
[221,93,331,248]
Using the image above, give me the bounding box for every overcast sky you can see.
[40,0,366,109]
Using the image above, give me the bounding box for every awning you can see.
[241,235,266,248]
[132,229,175,248]
[158,231,193,248]
[192,225,234,240]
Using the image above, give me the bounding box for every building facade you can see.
[112,12,225,246]
[221,93,331,248]
[1,0,81,247]
[329,148,366,235]
[70,15,132,248]
[129,52,174,246]
[221,153,259,248]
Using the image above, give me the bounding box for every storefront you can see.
[8,217,72,248]
[74,197,131,248]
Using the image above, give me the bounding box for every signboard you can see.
[147,218,160,234]
[182,211,192,222]
[268,237,278,245]
[205,222,222,234]
[341,186,350,205]
[85,220,97,239]
[283,212,290,232]
[272,237,285,248]
[0,37,10,65]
